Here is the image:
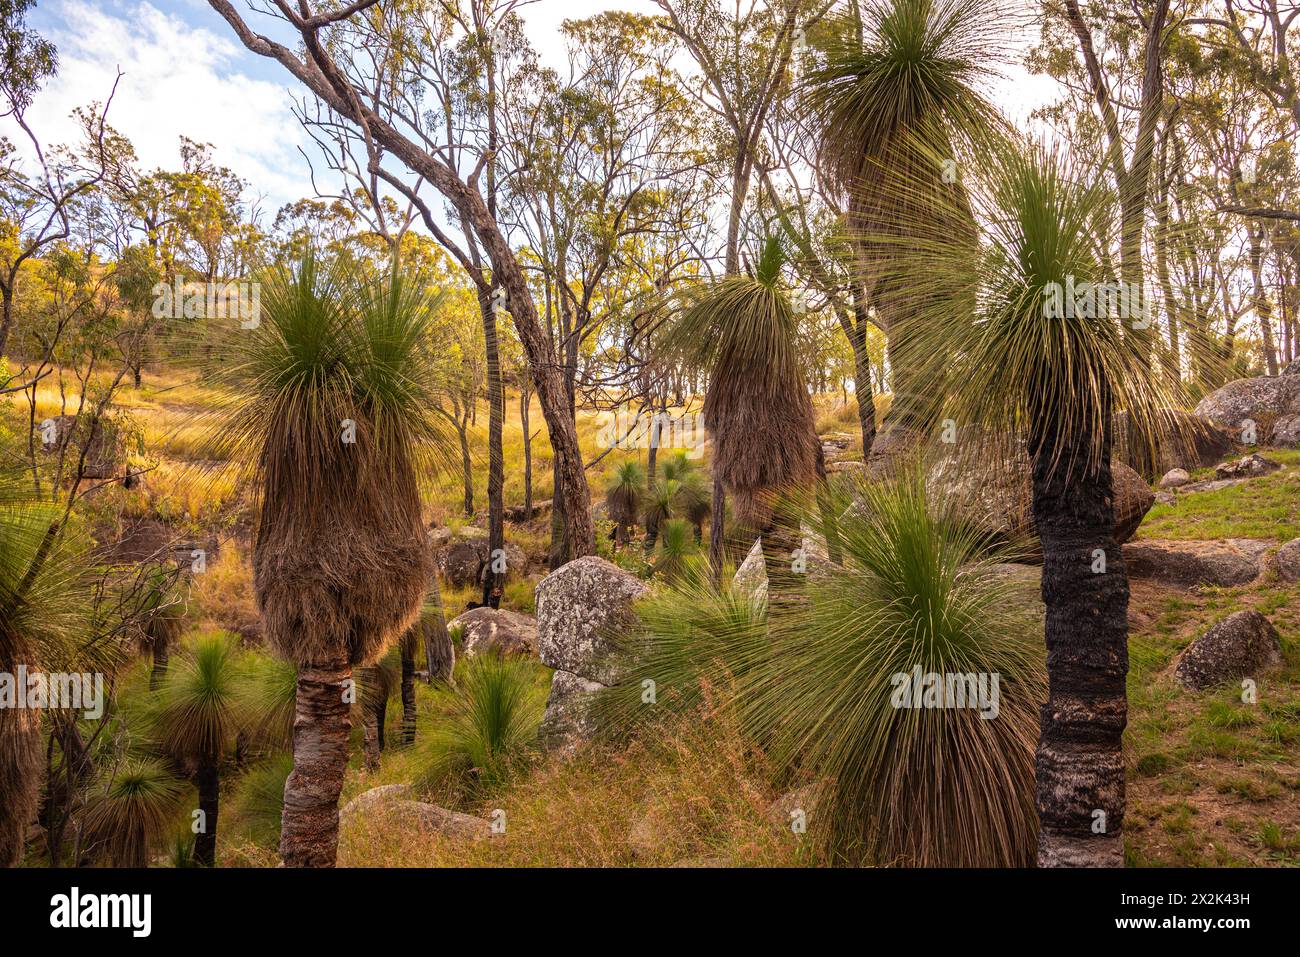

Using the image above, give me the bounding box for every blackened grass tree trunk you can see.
[1029,393,1129,866]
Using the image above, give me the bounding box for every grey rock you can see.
[1194,374,1300,439]
[927,443,1153,555]
[394,801,492,840]
[438,539,528,588]
[535,556,649,684]
[1123,538,1272,588]
[1271,414,1300,448]
[448,607,538,658]
[1159,468,1191,489]
[1174,610,1282,690]
[538,668,608,748]
[1154,491,1177,506]
[1115,409,1237,476]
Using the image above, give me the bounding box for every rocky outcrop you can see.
[1174,611,1282,690]
[535,556,649,685]
[535,556,649,747]
[537,669,608,747]
[448,607,538,658]
[1122,539,1272,588]
[1194,374,1300,446]
[339,784,491,840]
[339,784,413,824]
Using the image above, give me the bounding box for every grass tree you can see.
[804,0,1002,445]
[661,452,711,543]
[868,134,1185,865]
[81,758,187,868]
[666,237,820,585]
[145,633,252,867]
[599,470,1045,865]
[0,477,103,866]
[201,253,452,867]
[604,459,645,551]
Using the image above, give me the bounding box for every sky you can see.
[9,0,1063,218]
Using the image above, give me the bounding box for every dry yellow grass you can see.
[337,704,818,867]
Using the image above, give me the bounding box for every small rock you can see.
[1154,491,1176,506]
[448,607,538,658]
[765,783,824,834]
[1274,539,1300,583]
[1214,453,1280,480]
[1158,468,1190,489]
[1174,610,1282,690]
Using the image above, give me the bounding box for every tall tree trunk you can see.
[548,456,567,571]
[194,758,220,867]
[520,386,533,519]
[1031,401,1129,868]
[0,654,40,867]
[399,629,417,745]
[360,668,382,772]
[279,661,352,867]
[1250,225,1279,376]
[456,420,473,517]
[0,283,15,361]
[480,286,506,608]
[708,472,726,581]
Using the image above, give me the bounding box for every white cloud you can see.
[5,0,314,212]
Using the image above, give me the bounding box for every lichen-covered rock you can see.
[537,669,608,748]
[1158,468,1190,489]
[1276,538,1300,583]
[535,556,649,685]
[393,801,492,840]
[1174,611,1282,690]
[1194,374,1300,440]
[448,607,538,658]
[1123,538,1271,588]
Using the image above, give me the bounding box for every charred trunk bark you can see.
[1031,405,1129,868]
